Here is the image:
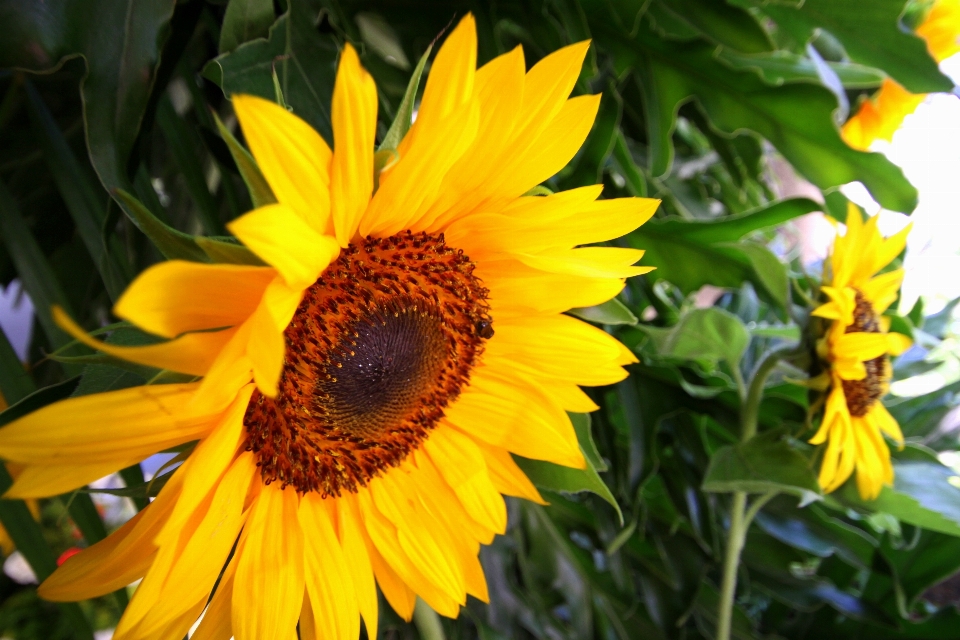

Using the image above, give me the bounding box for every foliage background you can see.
[0,0,958,638]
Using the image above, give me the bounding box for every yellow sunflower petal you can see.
[227,204,340,288]
[355,488,460,617]
[415,14,477,127]
[479,257,626,315]
[833,332,893,361]
[330,43,377,246]
[39,472,182,601]
[871,401,905,444]
[161,385,251,537]
[424,428,507,535]
[127,453,253,638]
[114,261,275,338]
[299,494,359,640]
[0,382,207,467]
[190,555,237,640]
[473,439,546,504]
[7,459,142,499]
[233,94,331,232]
[517,246,651,279]
[370,472,465,601]
[233,484,305,640]
[337,496,379,640]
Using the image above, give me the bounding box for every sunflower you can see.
[842,0,960,150]
[0,15,658,640]
[809,205,912,500]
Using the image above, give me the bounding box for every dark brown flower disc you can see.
[243,231,492,496]
[841,289,887,417]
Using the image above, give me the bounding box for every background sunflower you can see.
[0,1,957,639]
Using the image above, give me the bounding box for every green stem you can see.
[716,347,793,640]
[413,598,445,640]
[716,491,747,640]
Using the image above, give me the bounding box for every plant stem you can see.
[716,491,747,640]
[716,346,793,640]
[413,598,446,640]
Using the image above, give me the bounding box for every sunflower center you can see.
[243,231,491,496]
[841,290,887,417]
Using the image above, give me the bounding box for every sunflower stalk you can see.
[716,345,795,640]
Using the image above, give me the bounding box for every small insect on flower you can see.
[0,14,659,640]
[810,204,912,501]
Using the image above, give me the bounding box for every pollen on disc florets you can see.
[841,289,887,417]
[243,231,492,496]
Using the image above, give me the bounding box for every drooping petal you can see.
[54,307,235,377]
[233,94,332,232]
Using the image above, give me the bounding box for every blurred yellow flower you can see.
[842,0,960,150]
[810,205,912,500]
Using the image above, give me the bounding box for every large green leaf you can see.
[629,198,818,307]
[23,81,132,301]
[748,0,954,94]
[0,0,177,192]
[837,459,960,537]
[641,307,751,367]
[702,430,821,500]
[590,13,917,212]
[515,413,623,523]
[651,0,772,53]
[219,0,276,54]
[717,50,886,88]
[203,0,339,143]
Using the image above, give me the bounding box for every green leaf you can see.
[515,413,623,523]
[719,242,789,310]
[379,43,432,152]
[203,0,339,143]
[156,96,224,235]
[751,0,953,94]
[195,236,266,266]
[219,0,276,54]
[702,430,822,500]
[718,50,886,88]
[837,460,960,538]
[212,110,277,209]
[82,469,174,499]
[356,12,411,70]
[564,82,622,187]
[23,81,132,300]
[642,307,750,366]
[0,180,82,376]
[653,0,772,53]
[571,412,608,472]
[879,529,960,614]
[113,188,210,262]
[568,298,638,326]
[592,15,917,212]
[0,0,177,193]
[629,198,819,305]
